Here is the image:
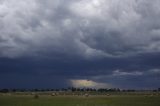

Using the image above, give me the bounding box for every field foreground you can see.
[0,94,160,106]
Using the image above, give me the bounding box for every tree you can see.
[0,89,9,93]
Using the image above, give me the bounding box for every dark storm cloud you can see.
[0,0,160,88]
[1,51,160,88]
[1,0,160,58]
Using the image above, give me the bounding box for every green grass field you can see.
[0,94,160,106]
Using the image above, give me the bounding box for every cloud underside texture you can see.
[0,0,160,88]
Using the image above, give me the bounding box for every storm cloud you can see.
[0,0,160,89]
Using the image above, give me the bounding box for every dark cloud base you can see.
[0,52,160,89]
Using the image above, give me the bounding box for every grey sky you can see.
[0,0,160,89]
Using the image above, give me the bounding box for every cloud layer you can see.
[0,0,160,58]
[0,0,160,88]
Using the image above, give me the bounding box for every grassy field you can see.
[0,94,160,106]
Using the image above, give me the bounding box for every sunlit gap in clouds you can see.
[70,79,112,88]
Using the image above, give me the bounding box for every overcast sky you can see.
[0,0,160,89]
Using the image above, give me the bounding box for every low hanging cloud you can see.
[112,70,143,76]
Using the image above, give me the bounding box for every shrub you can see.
[34,94,39,99]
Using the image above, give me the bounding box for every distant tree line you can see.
[0,87,160,93]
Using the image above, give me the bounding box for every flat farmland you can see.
[0,93,160,106]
